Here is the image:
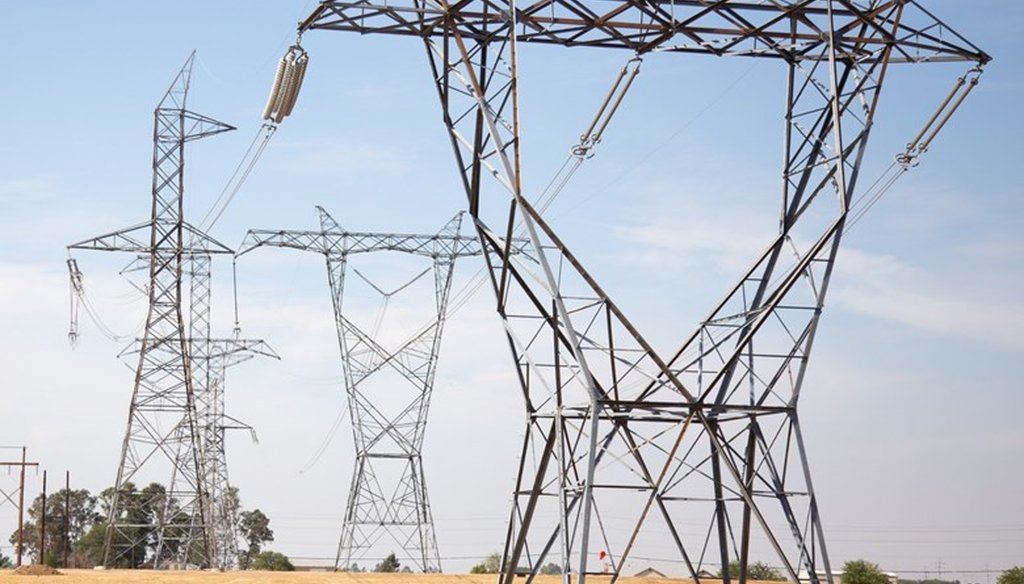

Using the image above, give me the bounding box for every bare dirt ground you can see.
[0,571,729,584]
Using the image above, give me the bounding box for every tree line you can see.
[2,482,289,570]
[457,555,1024,584]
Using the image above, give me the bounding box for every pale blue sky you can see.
[0,1,1021,577]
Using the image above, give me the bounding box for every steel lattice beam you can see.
[299,0,988,63]
[297,2,988,584]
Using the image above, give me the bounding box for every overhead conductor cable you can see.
[198,45,311,233]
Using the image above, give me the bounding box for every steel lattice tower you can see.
[186,254,277,570]
[68,54,237,568]
[94,254,275,569]
[239,207,505,572]
[296,2,989,583]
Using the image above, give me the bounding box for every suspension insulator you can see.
[264,45,309,124]
[281,53,309,118]
[271,51,297,123]
[261,55,289,121]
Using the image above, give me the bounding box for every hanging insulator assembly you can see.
[572,56,642,158]
[897,66,983,168]
[67,258,84,347]
[263,44,309,123]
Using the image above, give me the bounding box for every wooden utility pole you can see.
[0,447,40,566]
[64,471,70,568]
[39,470,47,565]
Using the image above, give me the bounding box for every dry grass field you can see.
[0,571,736,584]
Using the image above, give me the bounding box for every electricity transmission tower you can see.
[185,254,277,570]
[239,207,507,572]
[67,53,245,568]
[295,2,989,584]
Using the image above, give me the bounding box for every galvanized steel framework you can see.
[297,1,988,583]
[67,54,249,568]
[186,255,278,570]
[239,208,492,572]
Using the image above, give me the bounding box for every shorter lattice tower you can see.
[185,253,277,569]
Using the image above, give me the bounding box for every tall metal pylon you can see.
[297,2,989,584]
[239,207,508,572]
[68,53,237,568]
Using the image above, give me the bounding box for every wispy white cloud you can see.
[610,178,1024,348]
[0,176,57,203]
[832,247,1024,348]
[274,138,412,177]
[609,170,777,276]
[614,217,772,275]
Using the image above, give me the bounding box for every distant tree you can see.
[471,553,503,574]
[97,481,168,568]
[719,561,740,579]
[238,509,274,569]
[842,559,891,584]
[717,560,784,581]
[74,523,106,568]
[344,562,365,573]
[221,487,242,524]
[137,482,187,566]
[998,567,1024,584]
[749,562,785,580]
[249,550,294,571]
[0,548,12,568]
[401,566,413,573]
[7,487,101,567]
[540,562,562,575]
[375,552,401,573]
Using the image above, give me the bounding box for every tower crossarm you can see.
[207,338,280,362]
[300,0,989,64]
[69,221,235,255]
[67,222,153,253]
[238,205,530,260]
[239,226,520,258]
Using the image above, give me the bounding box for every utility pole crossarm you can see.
[300,0,989,64]
[0,449,39,568]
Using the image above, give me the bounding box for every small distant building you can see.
[635,567,668,578]
[799,569,842,584]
